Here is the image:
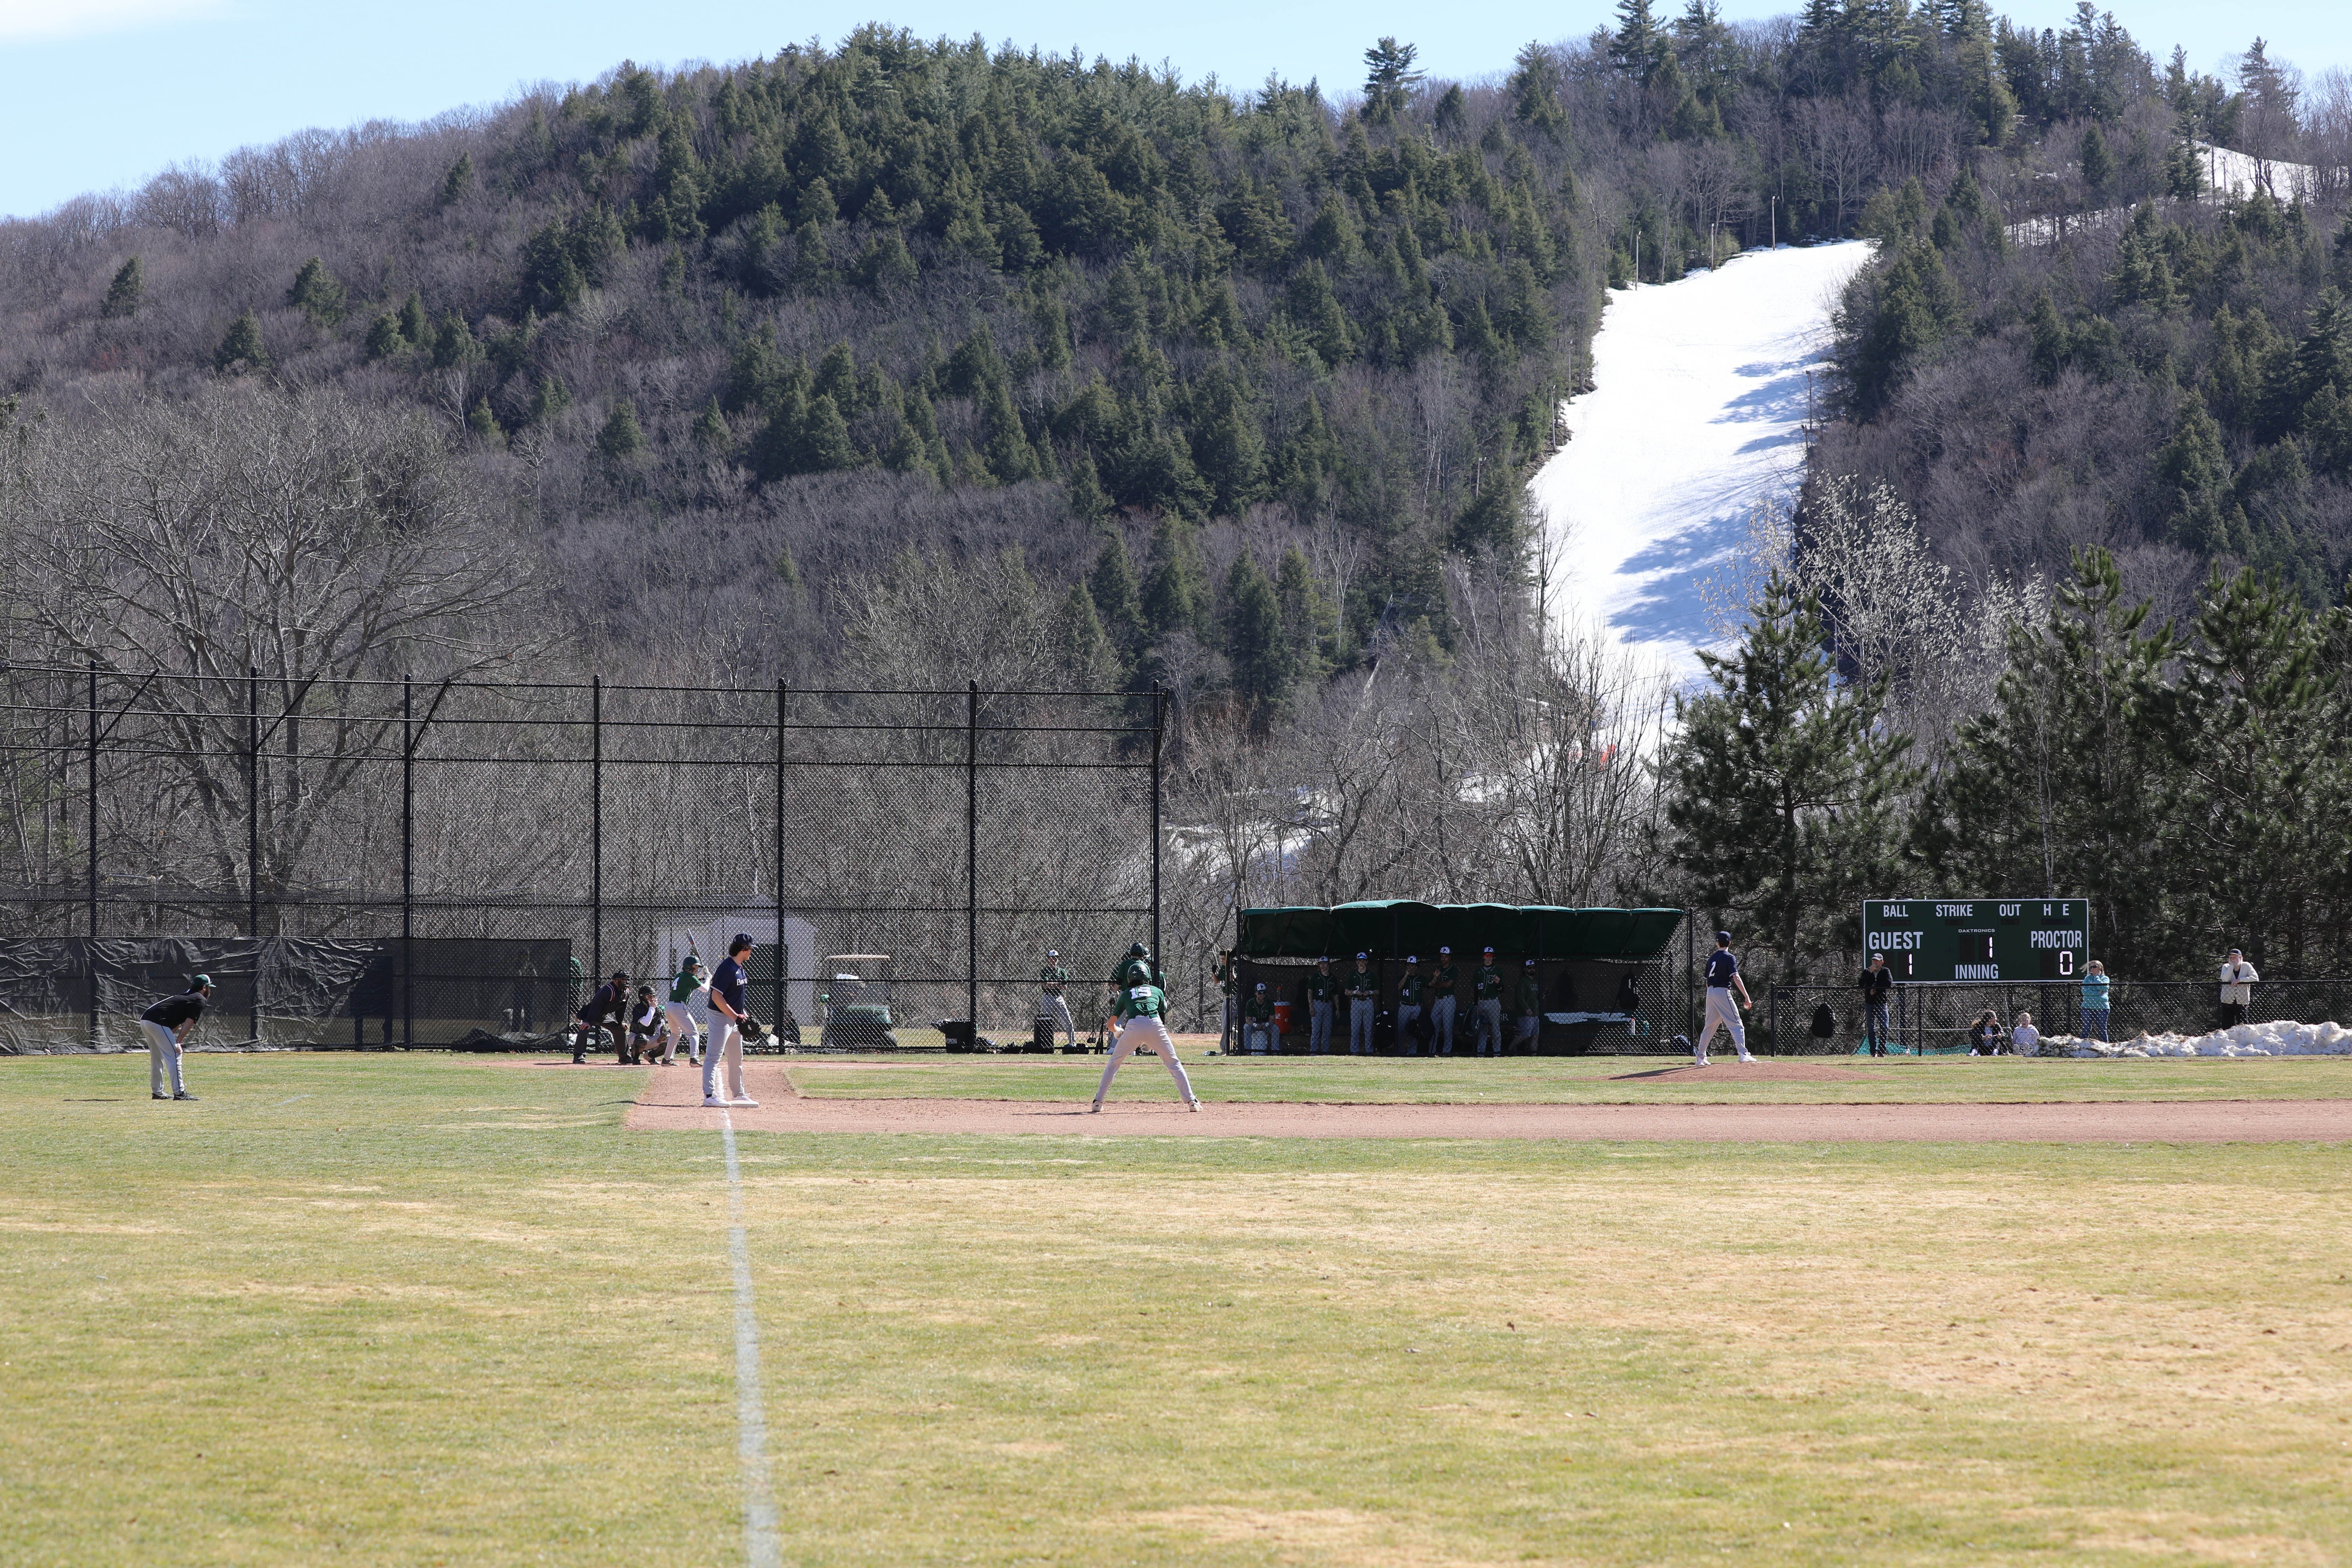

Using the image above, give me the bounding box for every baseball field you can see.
[5,1049,2349,1566]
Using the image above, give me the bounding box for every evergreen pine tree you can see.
[429,311,481,369]
[1274,544,1335,677]
[1223,551,1293,725]
[794,393,859,472]
[1141,513,1211,640]
[2079,123,2114,198]
[691,397,733,452]
[1660,570,1919,978]
[1088,532,1147,663]
[213,309,270,373]
[440,152,475,208]
[364,312,406,360]
[397,292,429,345]
[1057,581,1121,686]
[467,395,505,447]
[533,374,572,420]
[2154,399,2242,553]
[99,257,143,320]
[1066,451,1112,520]
[1930,548,2181,972]
[596,398,646,461]
[980,381,1038,482]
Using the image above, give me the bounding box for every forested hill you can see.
[1820,26,2352,613]
[5,9,2320,700]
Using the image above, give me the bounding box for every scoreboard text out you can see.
[1861,899,2087,982]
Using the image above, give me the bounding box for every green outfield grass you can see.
[3,1052,2348,1566]
[784,1049,2352,1104]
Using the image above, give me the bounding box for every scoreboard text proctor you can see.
[1861,899,2088,982]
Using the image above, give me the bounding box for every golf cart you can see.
[818,955,900,1050]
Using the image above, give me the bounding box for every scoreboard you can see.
[1861,898,2088,982]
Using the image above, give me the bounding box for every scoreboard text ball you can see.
[1862,898,2087,982]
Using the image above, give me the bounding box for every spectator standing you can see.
[139,974,214,1101]
[2011,1010,2040,1057]
[2079,961,2111,1043]
[2217,949,2258,1029]
[1304,957,1338,1055]
[1692,932,1754,1066]
[1345,952,1379,1055]
[1429,947,1460,1056]
[1512,959,1544,1052]
[1395,956,1427,1056]
[1858,954,1893,1058]
[700,934,758,1108]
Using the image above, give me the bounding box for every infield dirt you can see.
[614,1060,2352,1141]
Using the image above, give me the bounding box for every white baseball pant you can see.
[1041,993,1076,1048]
[141,1019,184,1097]
[1092,1016,1196,1107]
[1696,987,1748,1060]
[662,1002,701,1064]
[699,1008,747,1101]
[1431,995,1457,1054]
[1475,999,1504,1055]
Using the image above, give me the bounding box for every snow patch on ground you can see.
[2035,1020,2352,1058]
[1531,241,1876,677]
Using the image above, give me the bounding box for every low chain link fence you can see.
[0,666,1162,1053]
[1763,980,2352,1056]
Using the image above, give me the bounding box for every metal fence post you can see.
[790,681,799,1034]
[86,659,98,1048]
[966,679,979,1031]
[402,674,413,1050]
[1150,682,1164,968]
[247,664,260,1043]
[775,679,787,1034]
[591,675,602,987]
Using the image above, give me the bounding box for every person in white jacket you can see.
[2217,949,2259,1029]
[2010,1011,2040,1057]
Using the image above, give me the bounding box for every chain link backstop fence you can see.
[1763,980,2352,1055]
[0,665,1160,1052]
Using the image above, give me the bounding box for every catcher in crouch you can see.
[1089,969,1199,1113]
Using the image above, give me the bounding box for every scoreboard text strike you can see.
[1862,899,2088,982]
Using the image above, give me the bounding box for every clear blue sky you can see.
[4,0,2345,219]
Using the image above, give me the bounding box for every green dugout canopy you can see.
[1236,903,1684,962]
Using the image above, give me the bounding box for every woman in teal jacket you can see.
[2079,961,2112,1042]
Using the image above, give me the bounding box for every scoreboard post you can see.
[1862,898,2088,983]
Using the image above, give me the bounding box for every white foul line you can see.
[722,1108,781,1568]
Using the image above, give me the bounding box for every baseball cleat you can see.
[702,1096,727,1108]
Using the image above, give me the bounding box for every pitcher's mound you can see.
[1611,1061,1869,1083]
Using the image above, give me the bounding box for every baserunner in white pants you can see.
[1039,948,1077,1049]
[138,974,214,1101]
[1694,930,1755,1065]
[1090,977,1198,1112]
[663,957,707,1065]
[700,933,758,1107]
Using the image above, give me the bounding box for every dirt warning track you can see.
[617,1063,2352,1142]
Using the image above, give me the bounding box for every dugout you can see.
[1228,903,1686,1055]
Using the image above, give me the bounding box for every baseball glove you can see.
[740,1017,768,1044]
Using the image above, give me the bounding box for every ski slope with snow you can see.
[1531,241,1875,676]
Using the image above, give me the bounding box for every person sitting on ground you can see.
[1242,981,1278,1054]
[2010,1010,2040,1057]
[1967,1009,2001,1057]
